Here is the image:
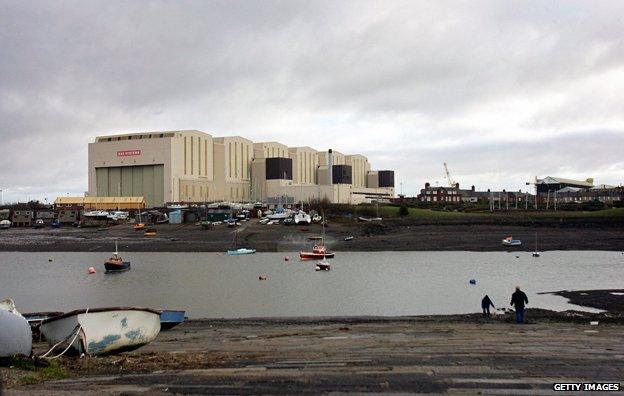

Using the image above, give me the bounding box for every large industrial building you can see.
[88,130,394,207]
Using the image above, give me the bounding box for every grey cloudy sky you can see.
[1,0,623,202]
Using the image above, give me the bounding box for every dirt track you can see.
[0,219,623,252]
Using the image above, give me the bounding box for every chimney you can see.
[455,182,459,189]
[425,182,430,188]
[471,185,475,191]
[328,149,333,184]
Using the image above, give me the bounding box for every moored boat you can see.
[227,248,256,255]
[502,236,522,246]
[144,228,157,236]
[315,258,331,271]
[104,241,131,272]
[160,310,186,330]
[40,307,161,356]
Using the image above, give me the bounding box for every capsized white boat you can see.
[40,307,161,356]
[0,298,32,357]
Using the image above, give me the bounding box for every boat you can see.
[308,236,323,240]
[227,230,256,255]
[0,299,32,357]
[532,232,540,257]
[344,236,354,241]
[84,210,110,218]
[159,310,186,330]
[39,307,161,356]
[33,219,45,228]
[266,212,290,220]
[300,216,334,260]
[312,214,322,222]
[104,241,131,273]
[315,258,331,271]
[167,204,189,210]
[22,311,63,340]
[144,228,157,237]
[502,236,522,246]
[294,211,311,225]
[358,216,382,222]
[134,204,145,230]
[0,220,10,230]
[227,248,256,255]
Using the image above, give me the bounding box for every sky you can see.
[1,0,623,203]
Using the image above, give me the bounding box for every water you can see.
[0,251,621,318]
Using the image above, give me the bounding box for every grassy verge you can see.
[0,356,69,388]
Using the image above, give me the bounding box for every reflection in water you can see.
[0,251,619,318]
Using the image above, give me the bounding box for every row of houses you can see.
[0,207,81,227]
[395,176,623,207]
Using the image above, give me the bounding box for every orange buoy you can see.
[88,267,96,274]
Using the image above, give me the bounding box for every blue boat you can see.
[160,310,186,330]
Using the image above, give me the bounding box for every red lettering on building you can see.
[117,150,141,157]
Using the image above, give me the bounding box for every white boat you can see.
[315,258,331,271]
[266,211,290,220]
[167,204,189,210]
[312,214,322,222]
[294,211,311,225]
[227,248,256,255]
[259,218,270,225]
[0,299,32,357]
[84,210,110,218]
[0,219,10,229]
[502,236,522,246]
[40,307,161,356]
[358,216,382,222]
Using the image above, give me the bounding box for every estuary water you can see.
[0,251,621,318]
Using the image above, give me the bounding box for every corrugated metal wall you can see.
[95,165,164,207]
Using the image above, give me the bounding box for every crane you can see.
[443,162,457,187]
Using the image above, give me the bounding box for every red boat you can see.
[299,244,334,260]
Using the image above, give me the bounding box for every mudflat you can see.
[3,311,624,394]
[1,217,623,252]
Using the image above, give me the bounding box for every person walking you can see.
[481,295,495,318]
[510,286,529,324]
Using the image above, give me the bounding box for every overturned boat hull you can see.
[0,310,32,357]
[40,307,160,356]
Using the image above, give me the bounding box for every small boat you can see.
[294,211,311,225]
[228,248,256,255]
[133,223,145,231]
[104,241,131,273]
[33,219,45,228]
[227,230,255,255]
[144,228,157,237]
[308,236,323,241]
[40,307,161,356]
[315,258,331,271]
[312,214,322,223]
[344,236,354,241]
[300,214,334,260]
[167,204,189,210]
[358,216,382,222]
[0,299,33,357]
[0,220,10,230]
[159,310,186,330]
[502,236,522,246]
[22,311,63,340]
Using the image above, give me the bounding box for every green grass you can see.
[382,206,624,220]
[18,375,39,385]
[41,362,69,380]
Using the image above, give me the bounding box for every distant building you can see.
[417,183,462,203]
[536,176,594,193]
[11,210,33,227]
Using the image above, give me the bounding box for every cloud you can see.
[0,0,623,202]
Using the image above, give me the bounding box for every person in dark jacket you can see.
[481,295,495,318]
[510,286,529,323]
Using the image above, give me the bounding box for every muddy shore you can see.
[1,218,623,252]
[3,310,624,394]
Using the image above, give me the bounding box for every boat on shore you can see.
[344,236,354,241]
[160,310,186,330]
[502,236,522,246]
[40,307,161,356]
[227,230,255,255]
[0,299,32,357]
[104,241,131,273]
[0,220,10,230]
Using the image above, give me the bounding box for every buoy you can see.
[48,257,53,262]
[469,279,476,285]
[259,275,268,280]
[284,256,290,261]
[88,267,96,274]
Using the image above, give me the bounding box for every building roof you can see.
[556,187,583,193]
[590,184,616,190]
[54,197,146,205]
[537,176,593,187]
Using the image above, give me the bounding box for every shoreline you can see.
[1,220,623,252]
[3,308,624,393]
